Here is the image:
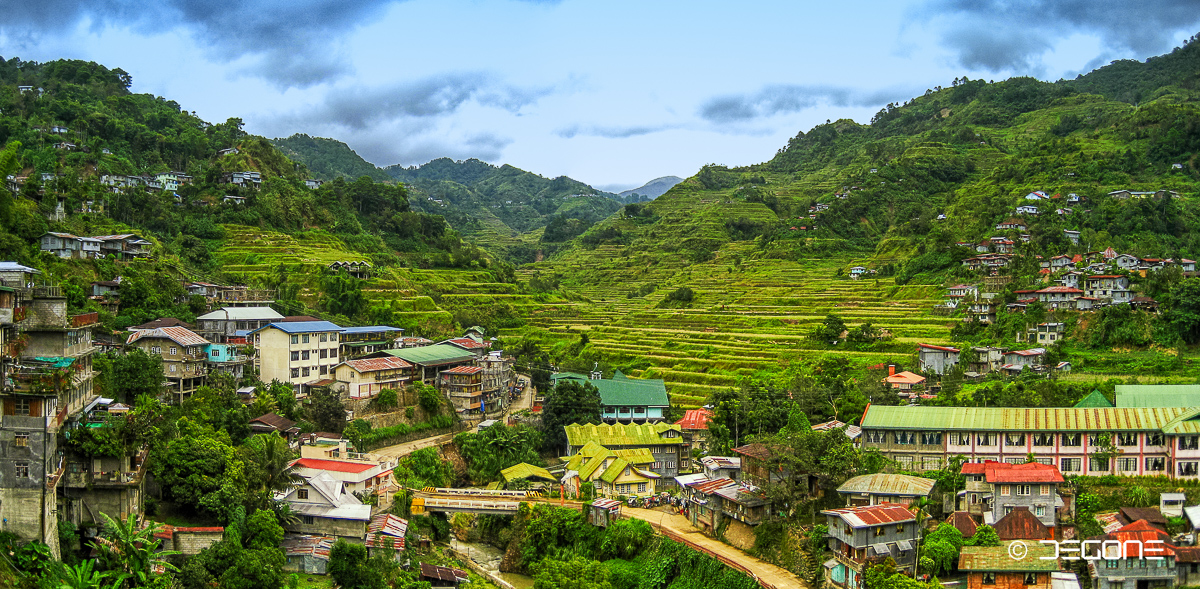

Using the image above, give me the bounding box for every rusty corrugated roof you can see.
[836,474,935,497]
[862,405,1196,432]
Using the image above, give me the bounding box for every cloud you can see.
[699,85,909,123]
[555,124,674,139]
[923,0,1200,72]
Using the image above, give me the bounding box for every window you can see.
[875,527,885,537]
[1118,433,1138,446]
[1005,457,1024,464]
[1017,485,1031,496]
[1061,433,1081,447]
[1118,457,1138,472]
[15,462,29,478]
[303,516,315,525]
[211,350,219,358]
[291,368,300,378]
[1179,461,1198,476]
[895,432,916,445]
[1036,458,1052,465]
[896,455,913,469]
[291,335,299,345]
[297,489,309,499]
[866,431,886,444]
[301,350,310,360]
[1090,457,1110,472]
[1004,505,1014,515]
[151,346,161,354]
[977,433,995,446]
[954,433,971,446]
[1035,506,1046,517]
[982,573,996,585]
[169,364,176,373]
[291,351,300,362]
[302,367,310,377]
[320,334,328,342]
[1024,573,1038,586]
[1040,485,1050,496]
[14,433,28,447]
[895,524,905,534]
[320,349,328,359]
[1000,485,1011,496]
[1033,433,1053,446]
[638,483,647,493]
[922,456,941,470]
[1061,458,1081,472]
[1147,434,1165,446]
[920,432,942,445]
[1146,457,1166,471]
[330,350,337,359]
[302,334,310,343]
[14,398,31,416]
[1182,436,1200,450]
[320,365,328,375]
[1005,433,1025,446]
[169,346,178,356]
[667,461,675,469]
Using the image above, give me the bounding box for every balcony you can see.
[70,312,99,327]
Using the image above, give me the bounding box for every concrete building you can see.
[126,326,211,402]
[275,471,371,539]
[917,343,960,375]
[551,371,670,423]
[440,365,484,413]
[250,321,345,386]
[333,356,414,400]
[1086,520,1176,589]
[823,503,920,587]
[676,408,713,453]
[1084,275,1134,304]
[960,461,1063,529]
[338,326,402,360]
[294,440,399,507]
[958,543,1058,589]
[369,344,477,384]
[197,306,284,343]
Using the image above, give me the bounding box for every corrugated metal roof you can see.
[340,356,413,373]
[836,474,935,497]
[251,321,343,335]
[442,365,483,375]
[676,408,712,430]
[565,422,682,447]
[823,503,916,527]
[196,306,283,321]
[958,543,1058,571]
[994,508,1051,540]
[861,405,1195,432]
[1073,390,1114,408]
[501,462,555,483]
[127,326,210,347]
[384,344,477,366]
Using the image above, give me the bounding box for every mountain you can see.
[619,176,684,199]
[271,134,392,182]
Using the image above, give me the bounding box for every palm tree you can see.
[93,513,179,588]
[244,431,303,496]
[909,496,935,580]
[58,559,122,589]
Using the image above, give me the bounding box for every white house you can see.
[1016,205,1039,215]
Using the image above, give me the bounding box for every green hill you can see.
[270,134,392,182]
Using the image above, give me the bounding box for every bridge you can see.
[409,487,544,515]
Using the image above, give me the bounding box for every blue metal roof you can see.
[249,321,344,334]
[340,326,403,334]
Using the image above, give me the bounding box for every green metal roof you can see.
[500,462,555,484]
[599,458,630,484]
[383,344,476,366]
[958,544,1058,572]
[861,405,1195,432]
[1074,390,1114,408]
[1116,384,1200,408]
[565,422,683,447]
[552,372,668,408]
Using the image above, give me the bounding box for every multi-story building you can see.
[476,352,515,412]
[294,439,398,507]
[917,343,960,375]
[835,473,934,507]
[373,344,477,384]
[440,365,484,412]
[960,461,1063,529]
[196,306,284,343]
[59,400,148,533]
[126,326,211,401]
[823,503,919,588]
[968,347,1005,375]
[551,371,671,423]
[204,342,250,380]
[676,408,713,453]
[274,472,371,539]
[564,422,688,478]
[1084,275,1134,304]
[338,326,402,360]
[250,321,344,386]
[1087,520,1176,589]
[332,356,414,400]
[562,444,657,498]
[859,405,1200,480]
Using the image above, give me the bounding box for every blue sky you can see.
[2,0,1199,191]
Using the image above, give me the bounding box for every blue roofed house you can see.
[249,321,345,387]
[551,371,669,423]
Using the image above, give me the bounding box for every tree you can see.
[321,273,366,318]
[95,349,163,401]
[94,513,179,587]
[328,540,386,589]
[307,387,347,433]
[540,380,601,451]
[968,524,1000,547]
[1163,278,1200,344]
[181,509,287,589]
[456,424,543,483]
[149,418,248,522]
[810,314,848,344]
[531,556,612,589]
[242,432,302,507]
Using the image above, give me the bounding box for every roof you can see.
[689,477,739,495]
[1176,547,1200,563]
[501,462,556,483]
[564,422,683,448]
[126,326,209,347]
[420,563,468,583]
[339,356,413,373]
[591,498,622,510]
[961,461,1064,483]
[700,456,741,471]
[130,318,192,331]
[250,321,343,335]
[861,405,1200,433]
[196,306,284,321]
[441,365,483,375]
[1104,520,1175,557]
[555,372,670,408]
[294,458,376,474]
[675,408,712,430]
[599,458,631,484]
[365,513,407,551]
[837,474,936,497]
[1115,384,1200,408]
[443,337,490,350]
[822,503,916,527]
[885,371,926,385]
[1118,507,1168,527]
[1007,348,1046,357]
[248,412,297,432]
[281,472,371,521]
[812,419,862,439]
[994,507,1052,540]
[713,484,765,507]
[1035,286,1083,293]
[1073,390,1114,408]
[383,344,478,367]
[340,326,403,335]
[918,343,960,353]
[732,443,774,461]
[958,543,1058,571]
[947,511,978,538]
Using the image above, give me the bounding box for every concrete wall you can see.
[285,516,367,539]
[257,327,341,385]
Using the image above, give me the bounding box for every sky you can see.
[2,1,1199,192]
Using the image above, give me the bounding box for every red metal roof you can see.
[688,477,738,495]
[824,503,916,526]
[293,458,376,473]
[885,371,926,385]
[918,343,960,353]
[445,337,489,349]
[342,356,413,372]
[994,507,1051,540]
[441,365,483,375]
[1107,520,1175,557]
[675,408,712,430]
[965,461,1064,483]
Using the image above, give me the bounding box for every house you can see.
[441,336,491,357]
[883,367,925,391]
[996,218,1027,231]
[1113,254,1141,270]
[812,419,862,441]
[1116,506,1169,532]
[249,413,300,439]
[835,473,934,507]
[338,325,402,359]
[1002,348,1046,373]
[993,506,1052,540]
[733,442,814,495]
[92,234,152,259]
[917,343,960,375]
[1022,322,1065,345]
[967,300,998,324]
[561,443,658,498]
[126,326,211,401]
[196,306,284,343]
[680,477,738,533]
[151,526,225,556]
[551,371,670,423]
[440,365,485,412]
[960,461,1063,529]
[364,513,407,559]
[593,457,661,498]
[91,278,121,298]
[849,266,868,279]
[294,441,398,506]
[675,408,713,453]
[947,511,978,538]
[216,147,240,157]
[221,171,262,186]
[333,356,414,399]
[276,471,371,539]
[1064,230,1081,245]
[700,455,741,481]
[282,534,335,574]
[713,482,768,526]
[968,347,1005,375]
[1084,275,1133,304]
[589,498,623,527]
[419,563,468,588]
[327,260,373,280]
[1015,205,1039,215]
[1087,520,1177,589]
[249,321,345,386]
[371,344,478,384]
[500,463,557,490]
[1056,271,1082,289]
[40,233,83,258]
[1025,191,1047,200]
[306,179,324,190]
[1162,493,1186,518]
[564,423,688,478]
[958,542,1058,589]
[947,284,979,298]
[1034,286,1083,308]
[823,503,920,587]
[1049,255,1074,269]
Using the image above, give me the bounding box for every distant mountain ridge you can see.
[620,176,684,199]
[271,134,392,182]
